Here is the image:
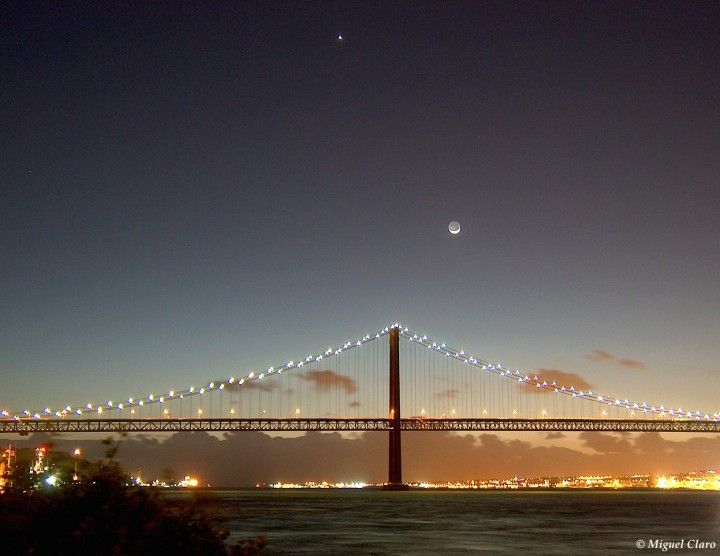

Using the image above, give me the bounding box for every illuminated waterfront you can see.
[262,470,720,491]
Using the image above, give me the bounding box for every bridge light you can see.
[219,384,224,390]
[163,409,169,417]
[148,395,154,401]
[130,409,135,414]
[209,383,214,389]
[129,398,134,403]
[199,388,205,394]
[197,409,202,415]
[118,403,123,409]
[230,408,235,415]
[86,403,92,410]
[295,408,300,415]
[189,387,194,393]
[169,390,175,397]
[97,407,103,414]
[139,400,144,406]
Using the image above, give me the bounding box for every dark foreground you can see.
[164,490,720,554]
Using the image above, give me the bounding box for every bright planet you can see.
[448,221,461,234]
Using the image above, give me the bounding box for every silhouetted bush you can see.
[0,438,264,555]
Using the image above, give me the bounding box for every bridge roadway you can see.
[2,417,720,435]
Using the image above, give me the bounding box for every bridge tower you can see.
[385,327,408,489]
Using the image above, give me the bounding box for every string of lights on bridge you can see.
[2,323,716,422]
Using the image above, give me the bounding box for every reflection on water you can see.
[169,490,720,554]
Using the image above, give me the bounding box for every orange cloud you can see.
[586,349,645,369]
[619,358,644,369]
[302,370,357,394]
[586,349,613,362]
[530,368,594,393]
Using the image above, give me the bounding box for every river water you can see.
[178,490,720,554]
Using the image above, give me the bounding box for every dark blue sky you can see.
[2,1,719,417]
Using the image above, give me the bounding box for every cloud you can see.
[301,370,357,394]
[7,431,720,486]
[586,350,613,362]
[618,358,644,369]
[545,432,565,440]
[586,350,645,369]
[531,368,594,393]
[435,389,459,399]
[225,380,278,393]
[579,432,634,454]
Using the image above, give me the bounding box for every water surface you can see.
[172,490,720,554]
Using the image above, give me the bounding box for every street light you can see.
[73,448,81,480]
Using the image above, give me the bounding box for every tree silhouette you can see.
[0,437,265,554]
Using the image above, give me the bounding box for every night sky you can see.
[2,0,720,446]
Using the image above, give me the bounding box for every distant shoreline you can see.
[165,486,720,493]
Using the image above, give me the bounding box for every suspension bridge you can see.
[2,323,719,487]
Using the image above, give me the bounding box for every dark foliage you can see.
[0,438,264,555]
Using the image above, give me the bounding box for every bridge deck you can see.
[1,418,719,434]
